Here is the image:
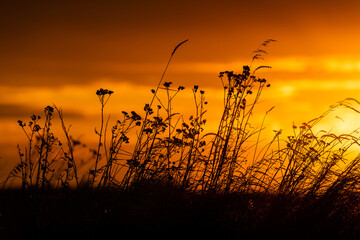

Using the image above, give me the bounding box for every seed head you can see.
[96,88,114,96]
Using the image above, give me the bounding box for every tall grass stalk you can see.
[120,40,188,188]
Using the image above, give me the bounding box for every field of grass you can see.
[2,40,360,239]
[1,185,359,239]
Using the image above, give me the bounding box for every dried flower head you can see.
[131,111,141,121]
[194,85,199,92]
[17,120,25,127]
[96,88,114,96]
[45,106,54,113]
[163,82,172,88]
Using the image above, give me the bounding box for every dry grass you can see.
[3,39,360,238]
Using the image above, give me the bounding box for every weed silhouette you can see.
[3,39,360,239]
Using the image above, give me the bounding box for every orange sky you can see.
[2,0,360,177]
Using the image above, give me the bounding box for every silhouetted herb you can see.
[5,39,360,238]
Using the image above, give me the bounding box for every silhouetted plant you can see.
[7,39,360,205]
[197,40,276,193]
[89,88,114,187]
[5,106,79,189]
[5,39,360,238]
[97,109,142,188]
[120,40,189,188]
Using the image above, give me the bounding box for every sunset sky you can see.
[2,0,360,175]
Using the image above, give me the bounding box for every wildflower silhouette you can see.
[91,88,114,187]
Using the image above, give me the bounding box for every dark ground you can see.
[0,184,359,239]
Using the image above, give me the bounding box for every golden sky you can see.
[2,0,360,175]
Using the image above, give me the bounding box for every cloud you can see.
[0,103,84,119]
[0,104,42,119]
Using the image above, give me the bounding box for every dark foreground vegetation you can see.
[1,185,360,239]
[3,40,360,239]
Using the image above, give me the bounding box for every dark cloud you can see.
[0,104,84,119]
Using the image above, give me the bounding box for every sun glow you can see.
[318,107,360,135]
